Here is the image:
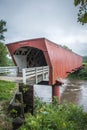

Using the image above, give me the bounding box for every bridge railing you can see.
[0,66,18,76]
[22,66,49,84]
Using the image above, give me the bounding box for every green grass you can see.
[0,80,17,100]
[0,80,17,130]
[83,62,87,66]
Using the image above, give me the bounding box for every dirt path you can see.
[0,76,22,83]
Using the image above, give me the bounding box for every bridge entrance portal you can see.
[13,46,47,72]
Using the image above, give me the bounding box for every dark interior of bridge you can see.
[14,46,47,68]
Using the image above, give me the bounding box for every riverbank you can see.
[0,80,17,130]
[68,63,87,80]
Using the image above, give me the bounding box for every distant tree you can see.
[0,42,9,66]
[83,56,87,62]
[63,45,72,51]
[74,0,87,25]
[0,20,14,66]
[0,20,8,66]
[0,20,7,40]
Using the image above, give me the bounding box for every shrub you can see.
[19,98,87,130]
[68,63,87,80]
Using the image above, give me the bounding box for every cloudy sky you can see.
[0,0,87,56]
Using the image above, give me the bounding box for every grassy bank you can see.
[68,63,87,80]
[19,98,87,130]
[0,80,17,100]
[0,80,17,130]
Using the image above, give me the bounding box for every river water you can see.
[61,79,87,111]
[34,79,87,111]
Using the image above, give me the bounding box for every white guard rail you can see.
[0,66,18,75]
[22,66,49,84]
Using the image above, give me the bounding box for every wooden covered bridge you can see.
[6,38,82,100]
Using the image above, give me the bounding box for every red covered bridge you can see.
[7,38,82,100]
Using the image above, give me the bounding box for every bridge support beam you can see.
[52,85,60,103]
[52,80,63,103]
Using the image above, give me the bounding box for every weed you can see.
[19,98,87,130]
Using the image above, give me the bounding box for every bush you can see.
[19,98,87,130]
[68,63,87,80]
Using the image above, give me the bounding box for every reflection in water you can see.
[60,79,87,111]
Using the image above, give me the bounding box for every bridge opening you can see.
[13,46,47,72]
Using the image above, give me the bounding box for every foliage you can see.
[0,19,7,41]
[83,56,87,62]
[0,42,8,66]
[19,98,87,130]
[0,80,17,130]
[0,42,14,66]
[63,45,72,51]
[68,63,87,80]
[7,57,15,66]
[10,109,18,118]
[74,0,87,24]
[0,20,14,66]
[0,80,17,100]
[0,19,11,66]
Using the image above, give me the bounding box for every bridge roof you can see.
[7,38,82,85]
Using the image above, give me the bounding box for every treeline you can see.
[68,63,87,80]
[0,19,14,66]
[83,56,87,62]
[0,42,14,66]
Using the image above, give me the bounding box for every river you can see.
[34,79,87,111]
[61,79,87,111]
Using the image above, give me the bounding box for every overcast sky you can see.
[0,0,87,56]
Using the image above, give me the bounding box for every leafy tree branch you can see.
[74,0,87,24]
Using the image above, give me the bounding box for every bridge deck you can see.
[0,75,48,85]
[0,66,49,85]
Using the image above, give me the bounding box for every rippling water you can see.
[61,79,87,111]
[34,79,87,111]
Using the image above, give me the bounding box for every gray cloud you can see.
[0,0,87,56]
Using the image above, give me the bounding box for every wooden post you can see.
[42,66,44,80]
[22,69,26,84]
[35,67,38,84]
[16,66,19,76]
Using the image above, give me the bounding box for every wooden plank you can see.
[22,66,49,84]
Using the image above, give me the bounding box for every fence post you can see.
[5,67,6,73]
[16,66,19,76]
[35,67,38,84]
[22,69,26,84]
[42,66,44,80]
[47,66,49,80]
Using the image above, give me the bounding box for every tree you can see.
[74,0,87,25]
[63,45,72,51]
[0,20,8,66]
[0,20,14,66]
[0,42,9,66]
[0,20,7,40]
